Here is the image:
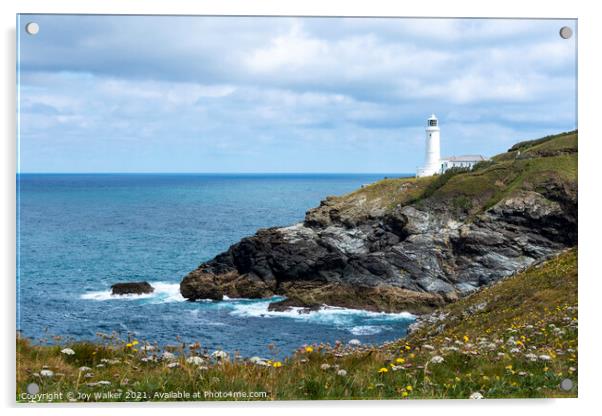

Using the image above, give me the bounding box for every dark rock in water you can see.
[180,132,578,314]
[111,281,154,295]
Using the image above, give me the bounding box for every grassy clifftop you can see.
[17,249,577,401]
[309,130,577,223]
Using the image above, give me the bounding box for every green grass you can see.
[17,250,578,402]
[507,130,577,152]
[345,176,433,209]
[494,130,577,162]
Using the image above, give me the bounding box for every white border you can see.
[2,1,600,415]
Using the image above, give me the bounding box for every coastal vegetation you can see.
[17,249,577,401]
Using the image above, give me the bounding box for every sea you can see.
[17,173,416,358]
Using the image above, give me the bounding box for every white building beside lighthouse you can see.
[417,114,441,177]
[416,113,487,177]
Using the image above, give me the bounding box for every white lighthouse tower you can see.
[417,114,441,177]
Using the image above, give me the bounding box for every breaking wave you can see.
[227,298,414,329]
[81,282,184,303]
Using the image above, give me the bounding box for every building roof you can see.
[441,155,487,162]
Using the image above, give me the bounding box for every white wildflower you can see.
[538,354,552,361]
[161,351,176,361]
[186,356,205,366]
[442,346,459,352]
[167,362,180,368]
[430,355,445,364]
[249,356,270,366]
[211,350,229,360]
[348,339,361,346]
[337,369,347,377]
[78,366,91,372]
[60,348,75,355]
[320,363,331,370]
[469,392,484,399]
[40,369,54,378]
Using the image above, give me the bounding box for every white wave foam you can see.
[81,282,184,303]
[228,299,414,327]
[349,325,392,335]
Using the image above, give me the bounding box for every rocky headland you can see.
[180,131,577,313]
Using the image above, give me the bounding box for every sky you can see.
[17,15,577,173]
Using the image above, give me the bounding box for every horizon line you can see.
[16,171,415,175]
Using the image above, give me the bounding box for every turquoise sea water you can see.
[17,173,415,357]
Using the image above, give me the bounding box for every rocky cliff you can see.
[180,131,577,313]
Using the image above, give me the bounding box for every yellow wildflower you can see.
[378,367,388,373]
[402,391,408,397]
[273,361,282,368]
[132,340,139,346]
[406,385,413,391]
[463,335,469,343]
[395,357,405,364]
[126,343,133,348]
[404,345,411,351]
[305,346,314,353]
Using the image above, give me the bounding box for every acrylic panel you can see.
[16,15,578,402]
